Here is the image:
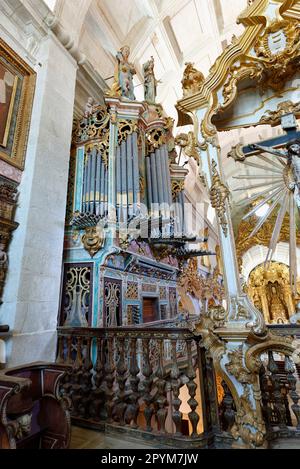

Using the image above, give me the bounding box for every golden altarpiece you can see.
[247,261,294,324]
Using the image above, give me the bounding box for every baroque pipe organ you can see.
[70,102,186,233]
[60,94,201,328]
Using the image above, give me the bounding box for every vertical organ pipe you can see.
[100,159,105,217]
[179,191,186,235]
[132,132,140,213]
[86,151,91,213]
[155,148,164,205]
[95,150,101,215]
[82,154,88,212]
[116,145,121,222]
[174,196,181,236]
[163,145,172,206]
[150,152,159,217]
[159,146,168,205]
[121,140,127,224]
[159,146,170,236]
[127,134,133,218]
[89,147,97,213]
[146,156,152,208]
[104,166,108,217]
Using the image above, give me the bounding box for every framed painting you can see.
[0,38,36,170]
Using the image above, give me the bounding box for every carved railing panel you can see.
[59,263,93,327]
[259,351,300,438]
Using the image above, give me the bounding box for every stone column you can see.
[1,34,77,366]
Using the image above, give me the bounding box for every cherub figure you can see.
[84,97,94,118]
[181,62,205,97]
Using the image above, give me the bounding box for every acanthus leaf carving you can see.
[259,100,300,126]
[209,160,230,236]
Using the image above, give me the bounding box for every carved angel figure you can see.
[84,97,94,118]
[143,56,157,104]
[181,62,205,97]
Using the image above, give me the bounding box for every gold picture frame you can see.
[0,38,36,170]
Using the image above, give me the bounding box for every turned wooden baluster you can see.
[220,380,235,431]
[66,335,73,365]
[142,338,154,432]
[186,339,199,437]
[170,338,182,436]
[60,335,73,399]
[71,336,84,416]
[80,337,93,419]
[285,355,300,430]
[56,336,65,364]
[155,338,168,433]
[198,346,212,431]
[259,364,272,430]
[114,336,128,425]
[267,351,287,431]
[204,353,220,431]
[90,337,105,421]
[125,337,140,428]
[104,335,115,423]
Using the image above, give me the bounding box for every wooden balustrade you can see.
[56,326,213,442]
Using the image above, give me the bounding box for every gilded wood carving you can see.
[0,38,36,170]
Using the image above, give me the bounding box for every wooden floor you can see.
[70,426,158,449]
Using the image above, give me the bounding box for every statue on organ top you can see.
[113,45,136,101]
[143,56,157,104]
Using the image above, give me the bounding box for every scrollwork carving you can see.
[117,119,138,145]
[73,105,110,144]
[146,127,166,152]
[209,160,230,236]
[171,179,185,201]
[259,100,300,126]
[231,384,266,448]
[175,131,203,166]
[178,259,225,305]
[253,19,300,92]
[226,346,254,384]
[207,305,226,329]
